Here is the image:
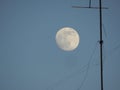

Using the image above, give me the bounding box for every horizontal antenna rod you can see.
[72,6,108,9]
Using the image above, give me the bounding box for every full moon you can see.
[56,27,80,51]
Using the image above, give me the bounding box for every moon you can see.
[56,27,80,51]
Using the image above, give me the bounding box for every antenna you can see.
[72,0,108,90]
[89,0,91,8]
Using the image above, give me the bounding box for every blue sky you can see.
[0,0,120,90]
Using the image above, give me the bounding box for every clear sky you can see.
[0,0,120,90]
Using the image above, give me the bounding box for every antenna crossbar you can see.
[72,6,108,9]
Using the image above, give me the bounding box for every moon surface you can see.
[56,27,80,51]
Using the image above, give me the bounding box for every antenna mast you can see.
[72,0,107,90]
[99,0,103,90]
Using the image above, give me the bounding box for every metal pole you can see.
[89,0,91,8]
[72,0,106,90]
[99,0,104,90]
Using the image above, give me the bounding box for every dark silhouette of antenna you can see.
[72,0,108,90]
[72,0,108,9]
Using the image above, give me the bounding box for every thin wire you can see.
[77,42,98,90]
[46,42,98,90]
[103,24,107,38]
[46,63,89,90]
[93,44,106,67]
[103,45,107,65]
[112,43,120,52]
[102,24,107,66]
